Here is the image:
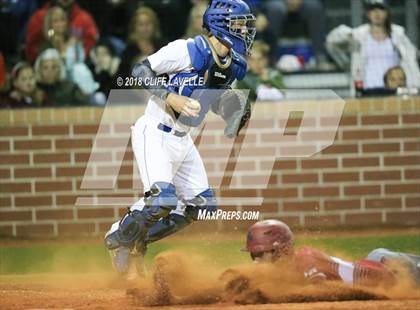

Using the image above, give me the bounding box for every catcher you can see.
[104,0,255,278]
[241,220,420,287]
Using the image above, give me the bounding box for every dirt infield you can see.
[1,292,420,310]
[1,250,419,310]
[1,278,419,310]
[2,231,420,309]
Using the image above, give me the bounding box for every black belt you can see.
[157,123,187,137]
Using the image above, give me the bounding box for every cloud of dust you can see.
[23,243,417,305]
[127,250,420,306]
[365,260,420,300]
[127,250,223,306]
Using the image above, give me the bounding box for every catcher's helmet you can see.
[243,219,294,260]
[203,0,256,55]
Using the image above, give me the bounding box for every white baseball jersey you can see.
[145,39,196,133]
[131,39,209,217]
[105,33,248,248]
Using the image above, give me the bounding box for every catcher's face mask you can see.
[228,14,256,55]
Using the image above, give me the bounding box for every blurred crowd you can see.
[0,0,419,108]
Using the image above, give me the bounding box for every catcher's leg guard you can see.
[104,182,178,276]
[105,182,178,248]
[146,213,192,243]
[104,212,147,276]
[143,188,217,244]
[104,216,146,276]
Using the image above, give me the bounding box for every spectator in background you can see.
[117,6,165,83]
[0,62,48,108]
[247,0,329,69]
[88,39,121,97]
[326,0,420,96]
[39,5,99,96]
[40,6,78,58]
[384,66,406,90]
[363,66,407,97]
[137,0,191,42]
[35,48,87,105]
[25,0,98,63]
[184,1,208,39]
[237,41,285,102]
[244,0,284,63]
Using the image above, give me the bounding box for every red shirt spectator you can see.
[25,0,98,63]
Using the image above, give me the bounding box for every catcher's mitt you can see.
[212,89,252,138]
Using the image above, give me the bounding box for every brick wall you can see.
[0,97,419,237]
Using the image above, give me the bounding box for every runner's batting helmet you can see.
[203,0,256,55]
[243,219,294,260]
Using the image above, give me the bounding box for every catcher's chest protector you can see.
[168,35,247,127]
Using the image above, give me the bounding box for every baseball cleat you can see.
[109,246,131,275]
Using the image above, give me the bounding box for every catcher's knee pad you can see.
[143,182,178,221]
[184,188,218,221]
